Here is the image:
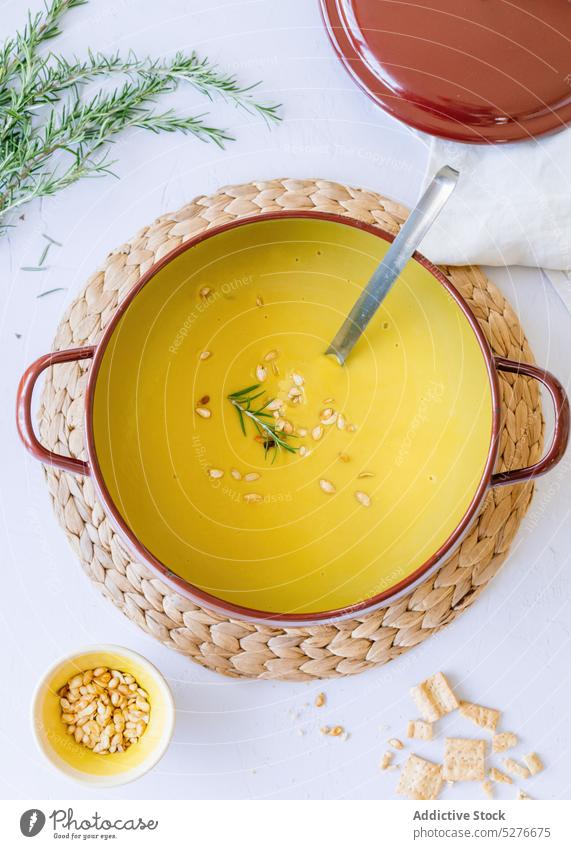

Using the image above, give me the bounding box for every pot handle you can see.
[491,355,570,487]
[16,345,96,475]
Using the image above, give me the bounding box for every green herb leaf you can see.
[227,384,298,461]
[0,0,281,231]
[36,286,66,297]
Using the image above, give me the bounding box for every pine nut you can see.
[354,490,371,507]
[244,493,263,503]
[319,479,336,494]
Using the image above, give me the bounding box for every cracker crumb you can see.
[503,758,530,780]
[315,692,326,708]
[489,767,513,785]
[523,752,544,776]
[517,789,532,800]
[492,731,518,753]
[396,754,443,801]
[443,738,486,782]
[411,672,459,722]
[407,720,433,741]
[482,779,494,799]
[459,701,500,732]
[320,725,345,738]
[388,737,404,750]
[380,751,394,771]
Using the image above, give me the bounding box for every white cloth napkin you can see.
[418,129,571,272]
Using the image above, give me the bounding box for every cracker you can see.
[443,737,486,781]
[396,754,443,801]
[459,701,500,732]
[489,767,513,785]
[503,758,530,780]
[407,720,433,741]
[380,751,394,770]
[492,732,518,753]
[482,779,494,799]
[411,672,459,722]
[388,737,404,750]
[523,752,544,776]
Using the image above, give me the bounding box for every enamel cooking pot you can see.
[16,211,570,625]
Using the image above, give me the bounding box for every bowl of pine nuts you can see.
[31,645,175,786]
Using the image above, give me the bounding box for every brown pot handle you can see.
[16,346,96,475]
[491,355,570,487]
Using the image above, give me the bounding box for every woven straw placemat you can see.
[38,178,543,681]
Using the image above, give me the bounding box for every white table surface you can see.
[1,0,570,801]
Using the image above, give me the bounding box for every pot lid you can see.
[320,0,571,143]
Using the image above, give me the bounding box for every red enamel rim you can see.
[319,0,571,144]
[80,210,501,625]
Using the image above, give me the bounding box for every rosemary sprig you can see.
[0,0,281,229]
[228,384,298,461]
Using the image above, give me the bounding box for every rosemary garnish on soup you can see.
[227,384,298,460]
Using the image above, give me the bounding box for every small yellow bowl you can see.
[32,645,175,787]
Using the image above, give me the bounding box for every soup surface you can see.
[93,218,493,615]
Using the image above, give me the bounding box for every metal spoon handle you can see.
[326,165,459,364]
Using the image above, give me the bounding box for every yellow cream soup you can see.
[93,218,493,615]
